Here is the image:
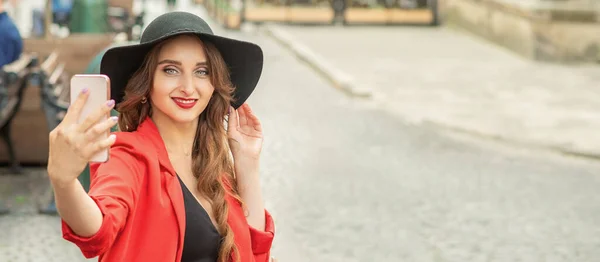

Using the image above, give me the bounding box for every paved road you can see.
[267,24,600,158]
[2,2,600,262]
[252,26,600,262]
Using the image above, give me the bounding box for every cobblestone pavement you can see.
[265,24,600,158]
[0,169,97,261]
[2,2,600,262]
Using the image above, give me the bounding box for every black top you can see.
[178,175,221,262]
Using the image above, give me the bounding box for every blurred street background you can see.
[2,0,600,261]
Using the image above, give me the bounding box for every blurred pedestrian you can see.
[31,0,73,37]
[46,11,276,262]
[0,0,24,216]
[0,0,23,67]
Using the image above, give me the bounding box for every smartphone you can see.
[70,74,111,163]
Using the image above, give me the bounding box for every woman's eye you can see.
[195,69,209,76]
[164,68,178,74]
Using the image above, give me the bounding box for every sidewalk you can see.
[264,24,600,158]
[0,168,95,261]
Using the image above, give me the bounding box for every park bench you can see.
[33,51,71,215]
[0,54,37,174]
[35,51,70,131]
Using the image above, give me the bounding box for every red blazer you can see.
[61,117,275,262]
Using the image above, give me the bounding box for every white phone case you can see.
[69,74,111,163]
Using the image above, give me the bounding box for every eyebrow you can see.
[157,59,208,66]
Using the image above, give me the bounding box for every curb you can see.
[262,24,372,98]
[263,23,600,161]
[421,120,600,161]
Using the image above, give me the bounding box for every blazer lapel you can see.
[165,173,185,262]
[137,117,186,260]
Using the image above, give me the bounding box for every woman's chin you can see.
[170,114,200,124]
[153,105,203,125]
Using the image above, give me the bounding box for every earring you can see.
[141,97,147,104]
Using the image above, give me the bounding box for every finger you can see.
[245,104,262,132]
[84,116,119,142]
[61,88,90,125]
[237,103,249,127]
[227,106,239,134]
[82,134,116,160]
[78,99,115,133]
[55,124,78,146]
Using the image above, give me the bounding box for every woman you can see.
[47,12,275,262]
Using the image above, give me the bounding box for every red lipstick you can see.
[172,97,197,109]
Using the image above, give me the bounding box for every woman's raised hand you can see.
[47,88,118,188]
[227,103,263,161]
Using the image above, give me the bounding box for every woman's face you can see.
[150,35,215,124]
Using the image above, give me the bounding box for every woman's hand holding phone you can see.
[47,88,118,189]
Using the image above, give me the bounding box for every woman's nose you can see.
[180,74,195,95]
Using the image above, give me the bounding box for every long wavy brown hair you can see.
[116,34,242,262]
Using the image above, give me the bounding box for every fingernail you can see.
[106,100,115,107]
[81,88,89,94]
[110,116,118,122]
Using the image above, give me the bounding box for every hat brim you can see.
[100,32,263,109]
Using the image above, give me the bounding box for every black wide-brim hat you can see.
[100,11,263,109]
